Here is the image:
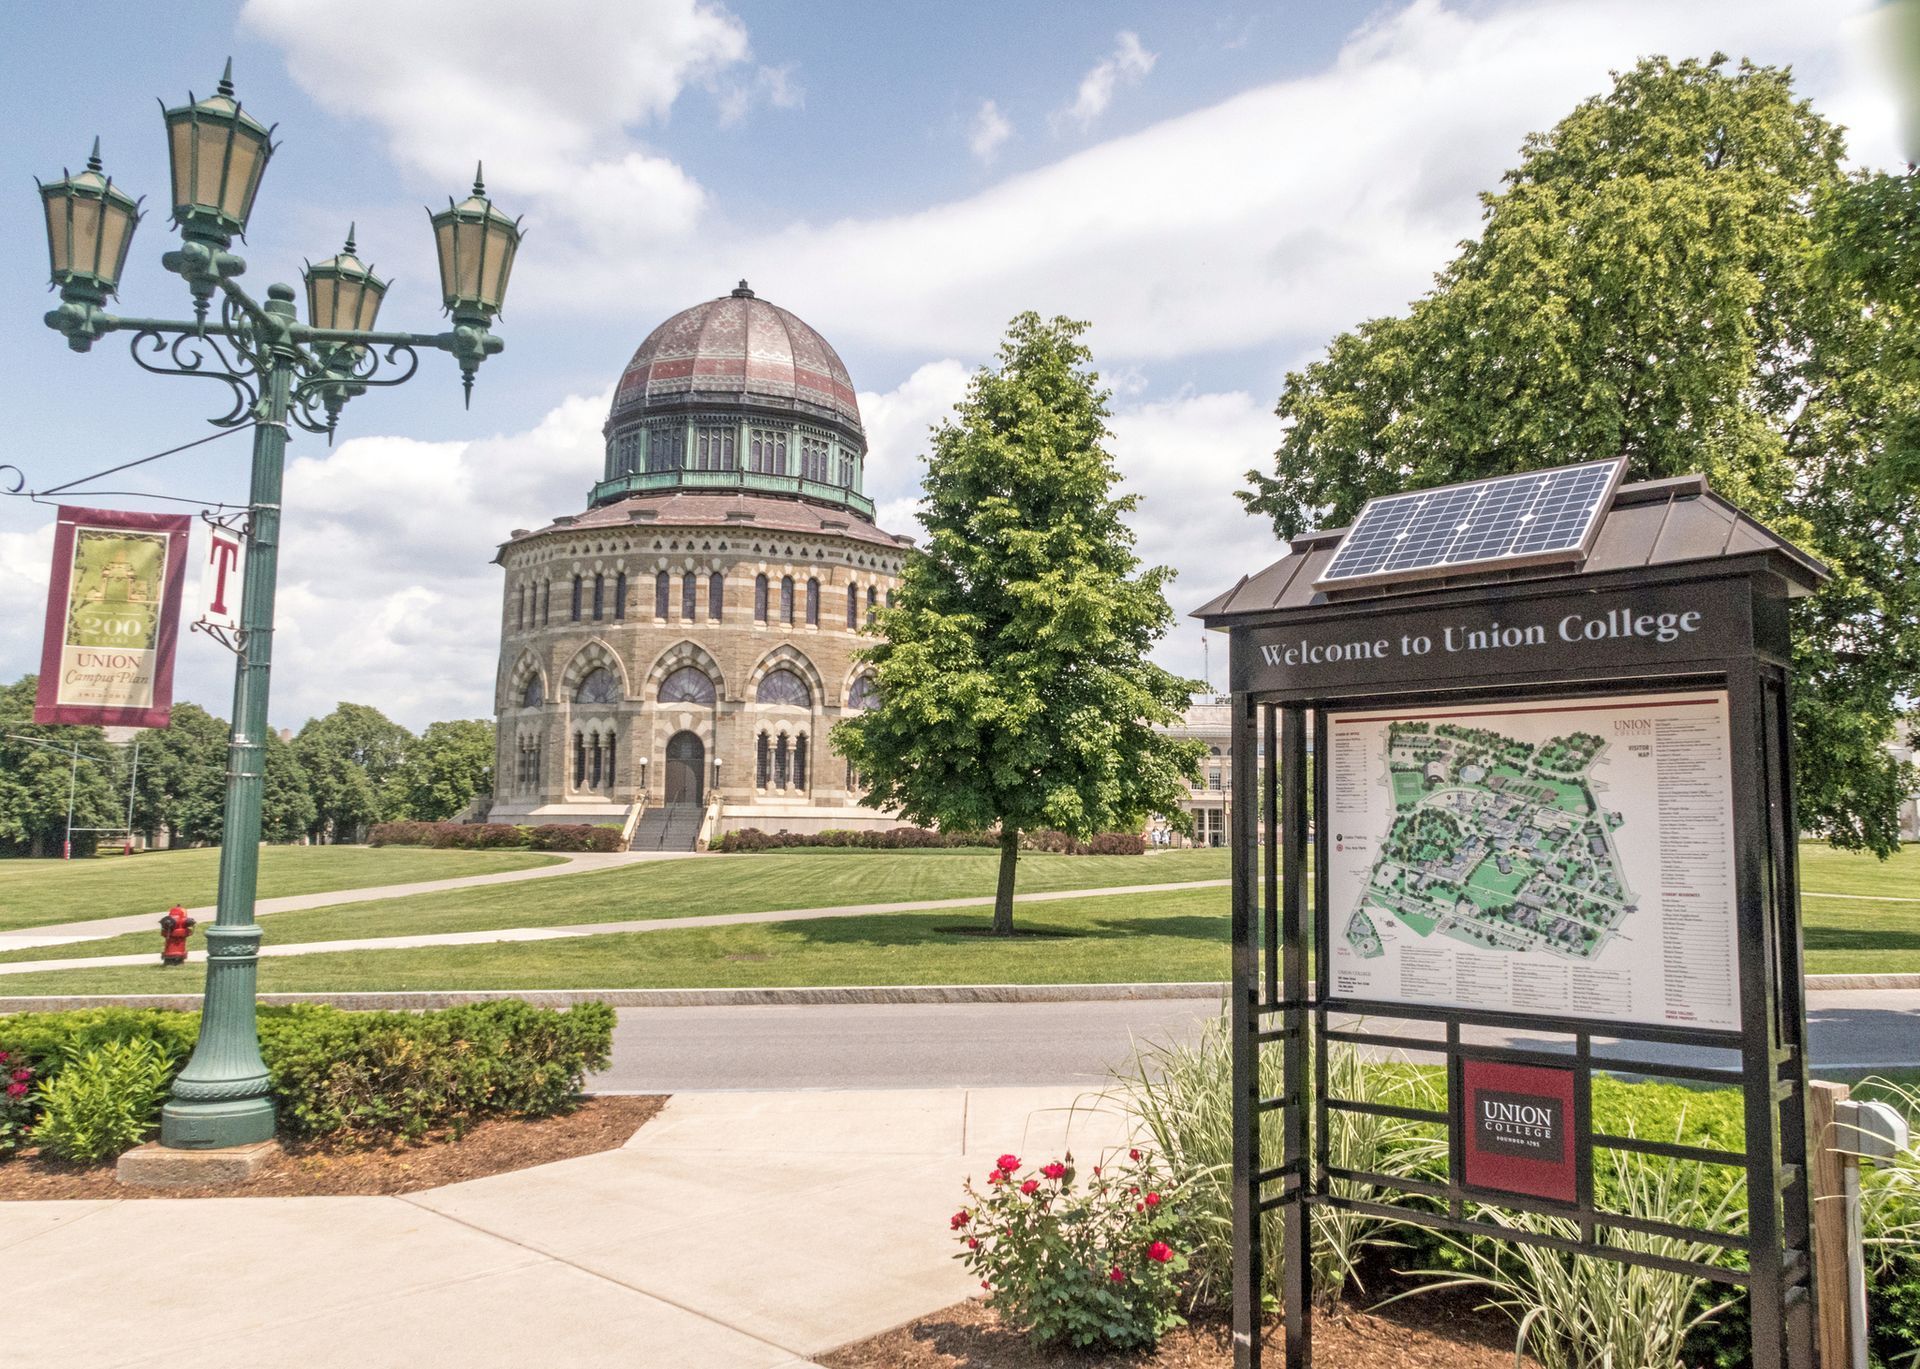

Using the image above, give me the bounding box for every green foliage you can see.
[1857,1076,1920,1368]
[388,718,495,822]
[1240,57,1919,855]
[0,1047,37,1157]
[32,1038,172,1162]
[954,1147,1190,1351]
[0,676,124,858]
[261,727,318,843]
[710,826,1144,854]
[369,821,529,849]
[0,1000,615,1154]
[129,701,230,846]
[522,824,624,853]
[833,313,1203,932]
[293,702,413,843]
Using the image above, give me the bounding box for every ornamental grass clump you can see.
[953,1147,1189,1351]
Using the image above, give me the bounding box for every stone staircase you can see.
[629,803,703,851]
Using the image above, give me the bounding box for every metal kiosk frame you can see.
[1195,474,1830,1369]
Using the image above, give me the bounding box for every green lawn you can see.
[0,845,565,933]
[0,885,1233,995]
[0,847,1230,964]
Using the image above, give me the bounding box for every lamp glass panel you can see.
[481,228,517,308]
[44,195,70,277]
[222,131,263,222]
[192,119,229,209]
[167,120,194,211]
[357,278,385,330]
[68,196,104,279]
[95,199,133,285]
[435,218,458,301]
[454,217,485,298]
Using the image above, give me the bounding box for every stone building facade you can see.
[488,283,909,836]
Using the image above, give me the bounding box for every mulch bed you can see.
[819,1288,1529,1369]
[0,1094,666,1200]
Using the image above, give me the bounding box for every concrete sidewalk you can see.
[3,1085,1136,1368]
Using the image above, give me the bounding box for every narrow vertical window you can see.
[780,576,795,624]
[606,737,616,790]
[541,582,551,625]
[571,576,583,622]
[614,572,626,620]
[754,574,769,622]
[866,586,878,625]
[573,733,586,787]
[709,571,724,620]
[590,734,603,788]
[683,572,697,622]
[847,584,859,629]
[774,735,790,788]
[806,578,820,626]
[515,585,524,630]
[655,570,670,619]
[593,574,605,621]
[794,735,808,790]
[756,731,770,787]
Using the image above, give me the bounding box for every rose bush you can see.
[953,1146,1189,1351]
[0,1051,35,1159]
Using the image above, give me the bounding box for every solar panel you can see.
[1313,457,1626,591]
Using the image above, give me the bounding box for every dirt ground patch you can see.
[0,1094,666,1200]
[818,1291,1530,1369]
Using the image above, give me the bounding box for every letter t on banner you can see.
[199,525,246,634]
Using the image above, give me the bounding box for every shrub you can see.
[32,1038,173,1163]
[0,1000,617,1153]
[523,824,625,853]
[0,1049,36,1159]
[954,1147,1189,1351]
[368,821,529,849]
[710,826,1141,854]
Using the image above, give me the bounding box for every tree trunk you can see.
[993,829,1019,936]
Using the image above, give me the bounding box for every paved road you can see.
[592,989,1920,1092]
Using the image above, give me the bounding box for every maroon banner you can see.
[1460,1058,1579,1204]
[34,505,191,728]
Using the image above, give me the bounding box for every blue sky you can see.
[0,0,1903,729]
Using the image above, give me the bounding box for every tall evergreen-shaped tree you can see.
[834,313,1203,934]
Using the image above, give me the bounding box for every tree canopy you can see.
[388,718,496,822]
[1241,55,1919,854]
[293,702,414,843]
[833,312,1203,932]
[0,676,123,857]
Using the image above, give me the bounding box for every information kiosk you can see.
[1195,459,1828,1369]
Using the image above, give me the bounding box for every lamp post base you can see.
[119,1137,280,1186]
[159,1096,276,1150]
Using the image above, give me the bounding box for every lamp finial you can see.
[472,162,486,197]
[86,136,103,173]
[218,57,235,97]
[344,222,357,255]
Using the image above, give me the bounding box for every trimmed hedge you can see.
[369,821,624,853]
[0,1000,615,1150]
[713,826,1146,855]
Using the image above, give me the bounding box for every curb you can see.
[0,982,1235,1014]
[0,973,1908,1014]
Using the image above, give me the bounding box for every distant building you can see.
[1150,694,1280,847]
[1893,728,1919,842]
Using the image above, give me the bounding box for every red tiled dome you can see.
[611,283,861,433]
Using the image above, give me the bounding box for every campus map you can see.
[1324,693,1741,1031]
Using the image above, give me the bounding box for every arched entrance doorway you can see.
[665,730,705,805]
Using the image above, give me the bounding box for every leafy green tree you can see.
[0,676,122,858]
[262,728,317,843]
[1242,56,1919,855]
[388,719,495,821]
[833,313,1203,934]
[130,702,229,846]
[292,703,412,843]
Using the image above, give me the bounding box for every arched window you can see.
[605,736,616,790]
[590,732,604,788]
[847,675,879,711]
[780,575,795,624]
[839,452,854,487]
[754,574,769,622]
[522,674,545,708]
[592,574,605,621]
[755,669,812,707]
[654,570,670,619]
[793,734,809,790]
[682,573,697,621]
[659,667,717,704]
[847,584,859,629]
[515,584,524,630]
[571,575,583,622]
[806,577,820,626]
[614,572,626,620]
[774,734,790,788]
[575,667,620,704]
[756,731,770,788]
[866,585,878,625]
[541,582,551,625]
[709,571,725,621]
[573,732,586,786]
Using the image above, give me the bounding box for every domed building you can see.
[489,283,909,845]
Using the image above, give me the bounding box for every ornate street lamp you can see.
[38,140,144,347]
[34,60,519,1158]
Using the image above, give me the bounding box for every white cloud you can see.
[1059,31,1157,131]
[242,0,748,251]
[969,100,1014,164]
[718,62,807,127]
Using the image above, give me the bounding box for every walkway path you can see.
[0,849,699,952]
[4,1085,1135,1368]
[0,879,1231,978]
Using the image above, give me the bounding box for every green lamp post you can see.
[36,61,523,1153]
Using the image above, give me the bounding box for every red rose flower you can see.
[10,1068,29,1082]
[1135,1203,1145,1212]
[1109,1266,1126,1283]
[967,1237,979,1249]
[987,1169,1003,1184]
[1042,1162,1066,1180]
[1145,1192,1161,1207]
[1093,1165,1102,1176]
[1020,1179,1040,1195]
[951,1211,970,1229]
[5,1082,25,1098]
[997,1153,1020,1172]
[981,1280,991,1291]
[1129,1148,1141,1161]
[1148,1241,1173,1263]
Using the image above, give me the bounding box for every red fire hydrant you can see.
[158,904,195,966]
